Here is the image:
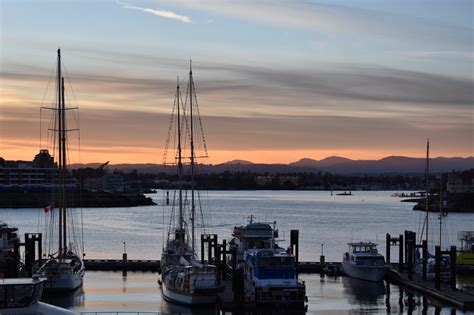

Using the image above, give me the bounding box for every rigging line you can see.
[62,62,80,109]
[162,93,177,165]
[192,81,208,157]
[39,61,57,149]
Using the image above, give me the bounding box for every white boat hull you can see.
[342,261,388,282]
[161,283,216,305]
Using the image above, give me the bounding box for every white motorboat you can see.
[342,242,389,282]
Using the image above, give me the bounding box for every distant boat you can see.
[342,242,389,282]
[35,49,85,291]
[160,62,223,305]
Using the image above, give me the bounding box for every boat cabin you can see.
[245,249,296,281]
[346,242,386,266]
[348,242,379,255]
[0,222,19,252]
[231,221,279,252]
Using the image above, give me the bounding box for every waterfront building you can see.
[447,170,474,193]
[0,149,76,192]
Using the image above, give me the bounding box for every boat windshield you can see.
[0,282,43,308]
[352,246,378,254]
[258,256,294,269]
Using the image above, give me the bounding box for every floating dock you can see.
[387,270,474,310]
[83,259,327,273]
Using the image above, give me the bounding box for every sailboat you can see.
[159,62,222,305]
[36,49,85,291]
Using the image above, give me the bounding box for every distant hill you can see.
[69,156,473,175]
[222,159,254,165]
[290,156,352,168]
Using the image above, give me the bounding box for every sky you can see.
[0,0,473,164]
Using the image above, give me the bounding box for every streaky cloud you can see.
[117,0,191,23]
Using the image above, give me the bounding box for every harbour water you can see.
[1,190,473,313]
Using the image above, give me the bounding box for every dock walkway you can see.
[387,270,474,310]
[84,259,326,273]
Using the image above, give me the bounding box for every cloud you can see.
[117,0,191,23]
[154,0,471,50]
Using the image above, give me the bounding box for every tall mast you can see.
[439,173,443,248]
[57,48,63,256]
[176,77,184,237]
[61,76,67,253]
[189,60,195,253]
[425,139,430,246]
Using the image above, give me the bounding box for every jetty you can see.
[83,259,325,273]
[386,231,474,311]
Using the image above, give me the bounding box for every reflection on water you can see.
[39,271,470,314]
[41,286,85,309]
[342,276,385,305]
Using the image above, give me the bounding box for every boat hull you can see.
[161,283,216,305]
[342,261,388,282]
[43,268,84,291]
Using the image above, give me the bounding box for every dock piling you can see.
[407,237,414,280]
[435,246,441,290]
[422,240,427,280]
[290,230,299,265]
[399,234,404,272]
[386,233,390,264]
[450,246,456,290]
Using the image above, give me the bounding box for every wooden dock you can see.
[387,270,474,310]
[84,259,160,272]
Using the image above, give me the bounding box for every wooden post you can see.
[216,244,221,285]
[386,233,391,265]
[450,246,456,290]
[207,235,212,263]
[399,234,404,272]
[404,230,409,264]
[407,238,413,280]
[290,230,299,265]
[213,234,218,262]
[222,239,227,280]
[422,240,427,281]
[201,234,205,263]
[435,246,441,290]
[231,246,238,301]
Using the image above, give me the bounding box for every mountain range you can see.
[70,156,473,175]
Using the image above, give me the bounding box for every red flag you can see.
[44,203,54,213]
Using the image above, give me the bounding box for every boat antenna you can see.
[189,60,196,254]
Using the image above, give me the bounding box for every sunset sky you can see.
[1,0,473,164]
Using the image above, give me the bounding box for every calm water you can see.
[1,190,473,314]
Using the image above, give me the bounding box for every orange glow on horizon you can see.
[1,142,471,166]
